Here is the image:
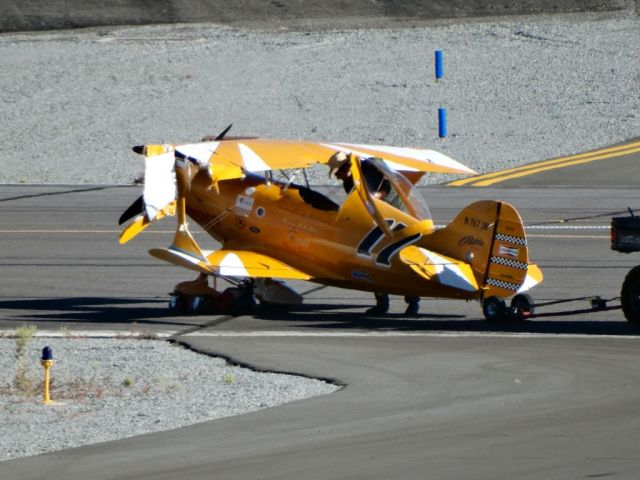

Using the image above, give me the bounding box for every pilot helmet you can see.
[328,151,349,177]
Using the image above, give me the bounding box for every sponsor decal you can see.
[458,235,484,247]
[235,195,254,215]
[498,244,519,258]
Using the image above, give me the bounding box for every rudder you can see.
[422,200,532,298]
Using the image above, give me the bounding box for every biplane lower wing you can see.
[399,246,479,292]
[150,246,311,280]
[206,251,311,279]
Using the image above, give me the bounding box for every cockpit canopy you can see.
[359,158,432,222]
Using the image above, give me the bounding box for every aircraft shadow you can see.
[0,297,202,328]
[251,303,639,336]
[1,297,636,337]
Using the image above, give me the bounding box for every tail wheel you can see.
[621,265,640,326]
[510,293,535,320]
[483,296,507,322]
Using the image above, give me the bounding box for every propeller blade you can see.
[214,124,233,141]
[118,195,144,225]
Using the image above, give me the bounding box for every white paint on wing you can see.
[239,143,271,172]
[421,248,476,291]
[175,142,219,167]
[517,272,539,293]
[219,253,250,277]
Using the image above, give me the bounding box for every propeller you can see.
[202,124,233,142]
[118,195,144,225]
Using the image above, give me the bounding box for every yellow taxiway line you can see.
[448,141,640,187]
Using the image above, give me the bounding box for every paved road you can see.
[448,137,640,187]
[2,144,640,478]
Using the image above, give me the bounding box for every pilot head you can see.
[328,151,350,179]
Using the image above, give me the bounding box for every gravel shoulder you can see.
[1,11,638,184]
[0,334,339,462]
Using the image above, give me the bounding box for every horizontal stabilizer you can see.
[517,263,544,293]
[399,246,478,292]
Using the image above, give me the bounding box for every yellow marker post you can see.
[41,346,55,405]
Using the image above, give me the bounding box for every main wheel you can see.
[168,294,187,314]
[621,265,640,326]
[483,296,507,322]
[230,292,256,316]
[190,296,207,314]
[510,293,535,320]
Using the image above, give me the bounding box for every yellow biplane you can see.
[119,127,543,321]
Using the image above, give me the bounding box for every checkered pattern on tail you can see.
[494,233,527,246]
[490,256,527,270]
[486,278,520,291]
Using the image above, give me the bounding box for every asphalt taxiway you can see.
[2,142,640,479]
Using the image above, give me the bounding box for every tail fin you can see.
[423,200,542,298]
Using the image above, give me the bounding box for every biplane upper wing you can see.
[174,138,476,184]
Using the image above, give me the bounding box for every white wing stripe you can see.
[238,143,271,172]
[174,142,219,167]
[421,248,476,292]
[219,253,250,277]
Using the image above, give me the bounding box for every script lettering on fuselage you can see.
[282,217,318,234]
[457,235,484,247]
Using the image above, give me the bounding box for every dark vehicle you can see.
[611,210,640,325]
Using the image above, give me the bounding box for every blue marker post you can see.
[438,107,447,138]
[435,50,444,80]
[41,346,54,405]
